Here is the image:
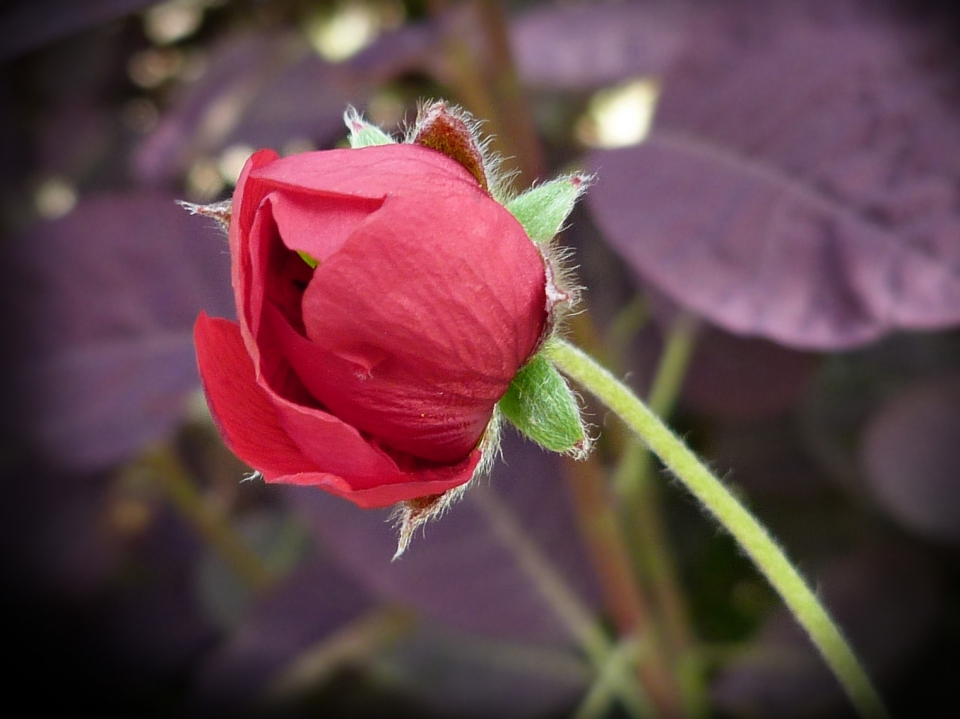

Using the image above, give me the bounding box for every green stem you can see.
[263,606,415,702]
[573,637,645,719]
[604,296,651,371]
[546,339,889,719]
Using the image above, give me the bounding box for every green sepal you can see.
[344,107,395,148]
[506,174,590,243]
[499,353,588,456]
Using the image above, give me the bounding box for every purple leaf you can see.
[134,33,366,185]
[196,557,375,709]
[289,432,600,644]
[860,377,960,544]
[14,193,233,469]
[511,1,686,90]
[683,330,818,420]
[0,0,162,61]
[589,0,960,349]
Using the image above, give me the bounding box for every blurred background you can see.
[2,0,960,717]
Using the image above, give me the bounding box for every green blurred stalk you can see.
[611,312,706,715]
[144,445,276,592]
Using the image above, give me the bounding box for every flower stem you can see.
[546,339,889,719]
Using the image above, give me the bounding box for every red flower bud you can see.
[194,144,548,508]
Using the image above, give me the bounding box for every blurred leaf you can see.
[511,1,685,90]
[196,556,377,710]
[0,0,161,61]
[14,193,233,469]
[799,332,960,489]
[288,432,600,644]
[134,33,366,184]
[589,0,960,349]
[860,377,960,544]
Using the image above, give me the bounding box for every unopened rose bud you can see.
[191,105,589,555]
[195,142,546,503]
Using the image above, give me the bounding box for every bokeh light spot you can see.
[576,78,660,148]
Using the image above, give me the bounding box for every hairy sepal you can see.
[506,174,591,244]
[344,107,396,148]
[498,353,589,457]
[391,411,502,559]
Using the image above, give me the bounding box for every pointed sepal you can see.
[410,100,490,193]
[391,413,502,559]
[344,107,395,148]
[498,353,589,457]
[506,174,591,243]
[176,199,232,232]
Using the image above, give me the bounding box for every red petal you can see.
[250,144,482,200]
[296,191,546,462]
[195,313,479,508]
[268,189,383,265]
[194,311,316,477]
[303,451,481,509]
[229,148,280,353]
[259,373,481,507]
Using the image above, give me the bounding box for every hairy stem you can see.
[547,339,889,719]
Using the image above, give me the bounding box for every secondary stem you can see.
[563,457,685,718]
[143,445,276,592]
[547,339,889,719]
[613,311,705,715]
[472,485,653,718]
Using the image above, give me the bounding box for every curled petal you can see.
[229,148,280,352]
[194,313,478,508]
[268,189,383,265]
[194,311,318,477]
